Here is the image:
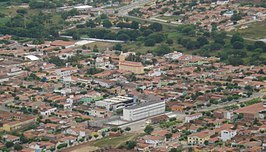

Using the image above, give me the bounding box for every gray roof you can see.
[125,100,164,110]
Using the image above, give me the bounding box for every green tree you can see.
[232,41,244,49]
[5,142,14,148]
[102,20,112,28]
[231,34,244,44]
[126,141,137,149]
[165,133,172,140]
[131,21,139,29]
[125,127,131,131]
[72,32,80,40]
[148,23,163,32]
[86,19,96,28]
[14,144,23,151]
[231,13,242,22]
[113,43,122,50]
[144,39,155,46]
[154,44,171,56]
[144,125,154,134]
[197,36,209,47]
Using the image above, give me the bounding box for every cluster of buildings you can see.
[134,101,266,151]
[135,0,266,31]
[0,34,266,151]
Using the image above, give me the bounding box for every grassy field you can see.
[230,20,266,39]
[91,133,140,148]
[156,15,180,21]
[85,41,116,51]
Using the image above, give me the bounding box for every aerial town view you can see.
[0,0,266,151]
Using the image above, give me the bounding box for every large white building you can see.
[95,96,135,111]
[122,101,165,121]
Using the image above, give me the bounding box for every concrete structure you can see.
[95,96,135,111]
[187,131,213,145]
[55,67,78,77]
[220,129,237,142]
[185,113,203,123]
[0,112,37,132]
[40,107,57,116]
[122,101,165,121]
[118,52,144,74]
[74,5,93,14]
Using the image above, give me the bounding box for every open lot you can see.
[230,20,266,40]
[91,133,140,148]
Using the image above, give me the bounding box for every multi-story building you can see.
[95,96,135,111]
[0,111,37,132]
[122,101,165,121]
[187,131,213,145]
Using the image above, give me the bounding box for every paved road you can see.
[115,0,154,16]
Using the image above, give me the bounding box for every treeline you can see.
[174,24,266,66]
[66,21,163,42]
[28,0,84,9]
[0,12,62,39]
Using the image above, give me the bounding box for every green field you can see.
[230,20,266,39]
[156,15,180,21]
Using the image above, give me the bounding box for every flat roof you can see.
[125,100,164,110]
[101,96,134,104]
[25,55,39,61]
[74,5,93,9]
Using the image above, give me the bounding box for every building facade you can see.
[122,101,165,121]
[118,52,144,74]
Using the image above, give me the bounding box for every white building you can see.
[220,129,237,142]
[40,107,57,116]
[122,101,165,121]
[217,0,229,5]
[96,96,135,111]
[55,67,78,77]
[164,51,183,61]
[185,113,203,123]
[74,5,93,14]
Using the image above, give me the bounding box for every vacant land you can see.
[85,41,116,51]
[91,133,140,148]
[230,20,266,39]
[62,133,141,152]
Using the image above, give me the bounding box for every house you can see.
[93,79,116,88]
[65,128,90,139]
[39,105,57,116]
[2,135,20,144]
[1,112,37,132]
[149,115,169,124]
[234,102,265,120]
[55,67,78,77]
[187,131,213,145]
[29,142,56,152]
[220,129,237,142]
[143,135,164,147]
[185,113,203,123]
[164,51,183,61]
